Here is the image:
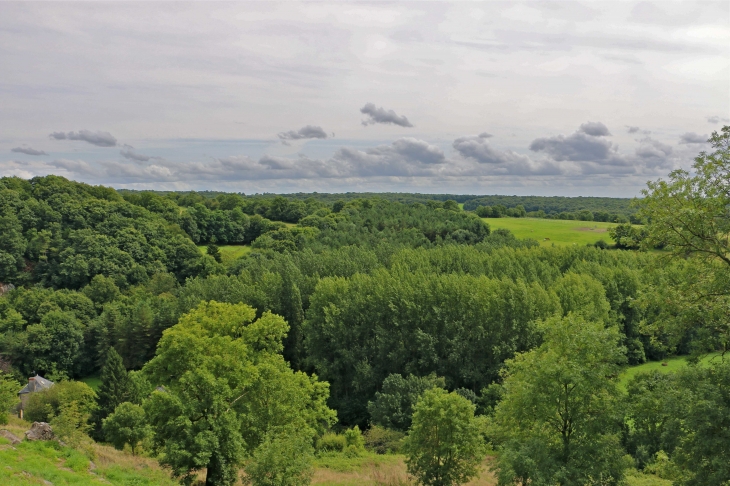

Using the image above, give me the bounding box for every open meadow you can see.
[483,217,617,246]
[198,244,252,262]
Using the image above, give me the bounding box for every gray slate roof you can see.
[18,375,54,395]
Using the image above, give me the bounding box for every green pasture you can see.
[618,352,723,391]
[484,217,617,246]
[80,374,101,391]
[198,244,251,262]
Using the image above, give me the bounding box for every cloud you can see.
[627,126,651,135]
[259,154,295,170]
[452,134,562,176]
[478,132,492,138]
[277,125,328,142]
[11,146,47,156]
[635,137,673,159]
[453,135,529,165]
[120,145,154,162]
[707,116,730,124]
[529,129,622,163]
[579,121,611,136]
[49,130,117,147]
[679,132,708,144]
[360,103,413,127]
[331,138,445,177]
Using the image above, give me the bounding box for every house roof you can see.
[18,375,54,395]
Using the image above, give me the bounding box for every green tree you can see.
[143,301,335,486]
[102,402,152,455]
[402,388,485,486]
[0,371,20,424]
[489,314,629,485]
[206,243,222,263]
[637,126,730,352]
[91,347,134,440]
[368,373,445,431]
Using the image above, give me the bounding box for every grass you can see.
[198,244,251,263]
[311,452,497,485]
[618,352,724,391]
[0,417,177,485]
[483,217,618,247]
[80,375,101,392]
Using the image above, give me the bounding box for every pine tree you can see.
[91,347,133,440]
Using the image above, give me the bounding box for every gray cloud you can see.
[453,135,528,165]
[11,146,47,156]
[529,129,620,163]
[360,103,413,127]
[707,116,730,124]
[277,125,328,141]
[627,126,651,135]
[50,130,117,147]
[120,145,154,162]
[579,121,611,136]
[478,132,493,139]
[679,132,708,144]
[635,137,673,159]
[259,154,295,170]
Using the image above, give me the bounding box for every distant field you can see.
[198,244,251,262]
[618,353,723,391]
[484,217,617,247]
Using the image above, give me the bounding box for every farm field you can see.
[483,217,617,246]
[198,244,251,262]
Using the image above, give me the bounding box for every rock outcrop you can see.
[0,429,22,444]
[25,422,54,441]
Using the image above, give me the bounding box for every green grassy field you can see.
[198,244,251,263]
[618,353,723,391]
[484,217,617,247]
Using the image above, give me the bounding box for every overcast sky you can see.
[1,1,728,196]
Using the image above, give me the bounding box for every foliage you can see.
[609,223,647,250]
[316,432,346,453]
[638,126,730,353]
[363,425,405,454]
[0,372,20,424]
[143,301,335,486]
[368,373,445,431]
[91,347,135,440]
[24,380,97,425]
[489,314,630,485]
[244,424,315,486]
[50,398,93,447]
[402,388,485,486]
[102,402,152,455]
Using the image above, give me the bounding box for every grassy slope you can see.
[0,418,177,486]
[484,217,617,246]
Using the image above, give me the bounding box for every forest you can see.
[0,127,728,486]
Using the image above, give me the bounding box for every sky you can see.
[1,1,729,197]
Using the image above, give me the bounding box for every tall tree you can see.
[638,126,730,353]
[91,347,134,440]
[489,314,629,485]
[143,301,334,486]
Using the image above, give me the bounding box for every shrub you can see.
[0,372,20,424]
[364,425,405,454]
[25,380,97,423]
[317,432,346,453]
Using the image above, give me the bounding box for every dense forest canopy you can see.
[0,128,728,485]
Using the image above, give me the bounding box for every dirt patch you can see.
[574,227,608,233]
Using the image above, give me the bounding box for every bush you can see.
[0,372,20,424]
[24,380,97,424]
[364,425,404,454]
[317,432,346,453]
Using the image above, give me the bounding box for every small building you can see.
[17,375,54,419]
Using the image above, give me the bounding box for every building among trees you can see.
[17,375,53,418]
